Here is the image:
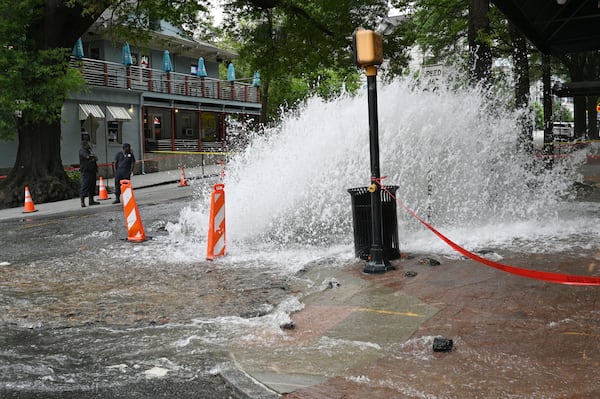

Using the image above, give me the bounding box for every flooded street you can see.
[0,193,292,397]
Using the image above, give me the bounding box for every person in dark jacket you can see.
[79,140,100,208]
[112,143,136,204]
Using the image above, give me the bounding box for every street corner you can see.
[227,261,439,395]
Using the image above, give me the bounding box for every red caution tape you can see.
[381,185,600,286]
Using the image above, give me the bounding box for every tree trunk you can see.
[509,24,530,110]
[560,52,600,139]
[260,79,269,123]
[569,56,587,138]
[542,55,552,134]
[509,23,531,153]
[541,54,553,164]
[587,96,598,140]
[467,0,492,87]
[0,119,79,208]
[259,9,274,123]
[572,97,587,138]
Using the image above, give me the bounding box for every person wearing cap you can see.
[112,143,136,204]
[79,140,100,208]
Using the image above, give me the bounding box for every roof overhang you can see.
[147,30,236,63]
[553,81,600,97]
[85,15,236,63]
[491,0,600,56]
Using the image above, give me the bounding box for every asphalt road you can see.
[0,182,290,398]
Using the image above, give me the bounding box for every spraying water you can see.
[166,78,596,267]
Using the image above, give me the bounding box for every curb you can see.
[220,368,280,399]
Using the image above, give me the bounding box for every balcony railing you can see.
[155,139,226,152]
[70,57,261,104]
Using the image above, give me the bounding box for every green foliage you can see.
[394,0,468,64]
[531,101,574,130]
[0,45,85,140]
[391,0,514,90]
[220,0,409,120]
[0,0,83,139]
[67,169,82,185]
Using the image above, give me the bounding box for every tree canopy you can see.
[219,0,413,120]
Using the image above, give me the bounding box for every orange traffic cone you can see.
[98,177,110,200]
[178,166,189,187]
[206,183,226,260]
[22,186,38,213]
[120,180,146,242]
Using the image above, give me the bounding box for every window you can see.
[201,112,219,142]
[176,112,197,139]
[81,117,100,144]
[108,121,122,144]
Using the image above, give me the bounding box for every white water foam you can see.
[162,78,597,266]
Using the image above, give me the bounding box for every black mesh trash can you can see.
[347,186,400,261]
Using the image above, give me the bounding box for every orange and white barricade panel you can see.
[206,183,226,260]
[120,180,146,242]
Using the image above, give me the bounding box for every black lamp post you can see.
[352,29,389,274]
[364,65,388,273]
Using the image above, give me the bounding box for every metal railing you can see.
[155,139,226,152]
[70,57,261,104]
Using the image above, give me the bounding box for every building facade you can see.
[0,21,261,176]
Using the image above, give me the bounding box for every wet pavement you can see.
[0,166,290,398]
[2,164,600,398]
[256,251,600,398]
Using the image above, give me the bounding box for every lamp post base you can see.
[363,248,392,274]
[363,261,387,274]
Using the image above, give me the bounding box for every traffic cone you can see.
[206,183,226,260]
[178,166,189,187]
[22,186,38,213]
[120,179,146,242]
[98,177,110,200]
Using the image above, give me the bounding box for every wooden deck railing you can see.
[70,57,261,104]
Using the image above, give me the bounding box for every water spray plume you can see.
[222,80,583,246]
[163,78,590,261]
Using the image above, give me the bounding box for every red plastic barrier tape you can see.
[380,185,600,286]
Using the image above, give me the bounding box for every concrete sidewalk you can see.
[0,165,220,222]
[227,251,600,399]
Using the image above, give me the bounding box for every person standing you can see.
[79,140,100,208]
[112,143,136,204]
